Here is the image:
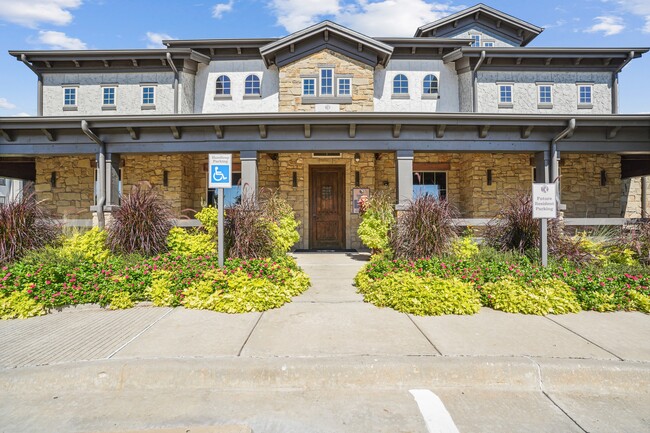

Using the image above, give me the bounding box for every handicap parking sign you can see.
[208,154,232,188]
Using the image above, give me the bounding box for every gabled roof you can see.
[415,3,543,46]
[260,21,393,68]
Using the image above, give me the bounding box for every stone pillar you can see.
[396,150,413,208]
[240,150,258,201]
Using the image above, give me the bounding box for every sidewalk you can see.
[1,252,649,433]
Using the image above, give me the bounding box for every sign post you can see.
[532,183,557,267]
[209,154,232,267]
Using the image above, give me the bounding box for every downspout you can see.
[20,54,43,116]
[166,52,179,114]
[551,118,576,209]
[612,51,634,114]
[472,50,486,112]
[81,120,106,229]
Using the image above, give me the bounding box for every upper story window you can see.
[470,34,481,47]
[320,68,333,96]
[483,41,494,47]
[102,86,116,107]
[245,75,261,96]
[337,77,351,96]
[63,87,77,107]
[142,86,155,106]
[423,74,439,97]
[303,77,316,96]
[578,84,593,107]
[215,75,231,96]
[537,84,553,107]
[393,74,409,96]
[498,83,513,107]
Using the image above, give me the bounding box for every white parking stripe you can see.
[410,389,461,433]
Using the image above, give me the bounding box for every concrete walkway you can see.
[1,252,649,433]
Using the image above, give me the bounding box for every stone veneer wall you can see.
[35,156,95,219]
[622,177,649,218]
[278,49,374,112]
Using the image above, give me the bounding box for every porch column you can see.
[396,150,413,208]
[105,153,121,208]
[534,151,550,183]
[240,150,258,201]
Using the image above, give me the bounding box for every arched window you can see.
[215,75,231,95]
[245,75,261,95]
[423,74,439,95]
[393,74,408,94]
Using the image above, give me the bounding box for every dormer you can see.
[415,4,543,47]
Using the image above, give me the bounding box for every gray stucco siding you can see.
[180,71,195,114]
[42,72,176,116]
[476,71,613,114]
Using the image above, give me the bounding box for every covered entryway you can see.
[309,165,346,250]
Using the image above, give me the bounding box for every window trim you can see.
[483,40,495,47]
[337,77,351,97]
[577,83,594,108]
[214,75,232,100]
[470,33,481,47]
[536,82,553,108]
[392,73,409,98]
[62,85,78,110]
[244,74,262,99]
[422,73,440,100]
[101,85,117,110]
[302,77,317,96]
[497,82,514,108]
[319,68,334,96]
[412,170,448,200]
[140,84,157,109]
[300,69,352,104]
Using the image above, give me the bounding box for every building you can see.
[0,4,649,249]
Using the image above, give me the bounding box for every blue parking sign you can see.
[208,154,232,188]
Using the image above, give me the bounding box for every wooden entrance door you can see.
[309,166,345,249]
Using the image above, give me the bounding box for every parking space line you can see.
[410,389,460,433]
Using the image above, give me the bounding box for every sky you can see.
[0,0,648,116]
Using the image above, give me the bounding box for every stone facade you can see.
[278,49,374,112]
[34,156,95,219]
[623,177,650,218]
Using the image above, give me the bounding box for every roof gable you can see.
[260,21,393,68]
[415,4,543,47]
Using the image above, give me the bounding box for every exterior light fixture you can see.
[292,171,298,188]
[163,170,169,187]
[50,172,57,188]
[354,153,360,163]
[600,170,607,186]
[487,169,493,186]
[355,171,360,187]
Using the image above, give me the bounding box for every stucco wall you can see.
[179,71,195,114]
[476,71,612,114]
[458,71,473,112]
[374,59,459,112]
[42,72,176,116]
[195,59,279,113]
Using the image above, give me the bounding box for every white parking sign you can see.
[208,154,232,188]
[532,183,557,219]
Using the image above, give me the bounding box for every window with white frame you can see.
[142,86,155,105]
[423,74,439,96]
[302,77,316,96]
[63,87,77,106]
[537,84,553,106]
[215,75,231,95]
[578,84,592,105]
[413,171,447,199]
[245,75,261,95]
[498,84,513,105]
[470,34,481,47]
[337,77,351,96]
[102,86,116,106]
[393,74,409,95]
[483,41,494,47]
[320,68,333,96]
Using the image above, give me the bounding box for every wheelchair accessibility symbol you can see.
[210,165,230,185]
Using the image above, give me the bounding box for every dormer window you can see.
[471,34,481,47]
[320,68,333,96]
[215,75,231,96]
[300,67,353,104]
[245,75,261,96]
[423,74,439,99]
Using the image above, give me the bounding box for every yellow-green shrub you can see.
[452,236,479,260]
[0,290,46,319]
[629,290,650,313]
[358,271,481,316]
[166,227,216,257]
[148,270,176,307]
[109,291,135,310]
[483,277,581,315]
[268,214,300,255]
[60,227,109,263]
[196,206,219,238]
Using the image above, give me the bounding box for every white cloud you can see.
[145,31,174,48]
[615,0,650,32]
[12,112,32,117]
[268,0,455,36]
[0,0,82,28]
[37,30,87,49]
[212,0,234,19]
[0,98,16,110]
[585,16,625,36]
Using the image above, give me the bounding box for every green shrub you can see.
[195,206,219,239]
[358,192,395,253]
[61,227,109,263]
[148,270,177,307]
[166,227,216,257]
[0,290,46,319]
[451,235,479,260]
[483,277,581,315]
[268,214,300,255]
[358,271,481,316]
[629,290,650,313]
[108,291,135,310]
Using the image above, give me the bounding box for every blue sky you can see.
[0,0,648,115]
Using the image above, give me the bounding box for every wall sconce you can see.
[374,153,382,161]
[163,170,169,187]
[292,171,298,188]
[355,171,360,187]
[486,169,493,186]
[383,180,389,186]
[50,171,57,188]
[354,153,360,163]
[600,170,607,186]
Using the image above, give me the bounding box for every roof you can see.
[415,3,544,46]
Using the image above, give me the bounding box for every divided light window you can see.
[320,69,333,96]
[538,85,552,104]
[483,41,494,47]
[103,87,116,106]
[216,75,231,95]
[393,74,409,95]
[413,171,446,199]
[499,84,513,104]
[579,85,592,105]
[63,87,76,106]
[470,34,481,47]
[245,75,261,95]
[423,74,439,95]
[337,77,351,96]
[142,86,155,105]
[303,78,316,96]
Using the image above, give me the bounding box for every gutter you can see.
[166,52,179,114]
[472,51,486,112]
[550,118,576,209]
[20,54,43,117]
[612,51,635,114]
[81,120,106,229]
